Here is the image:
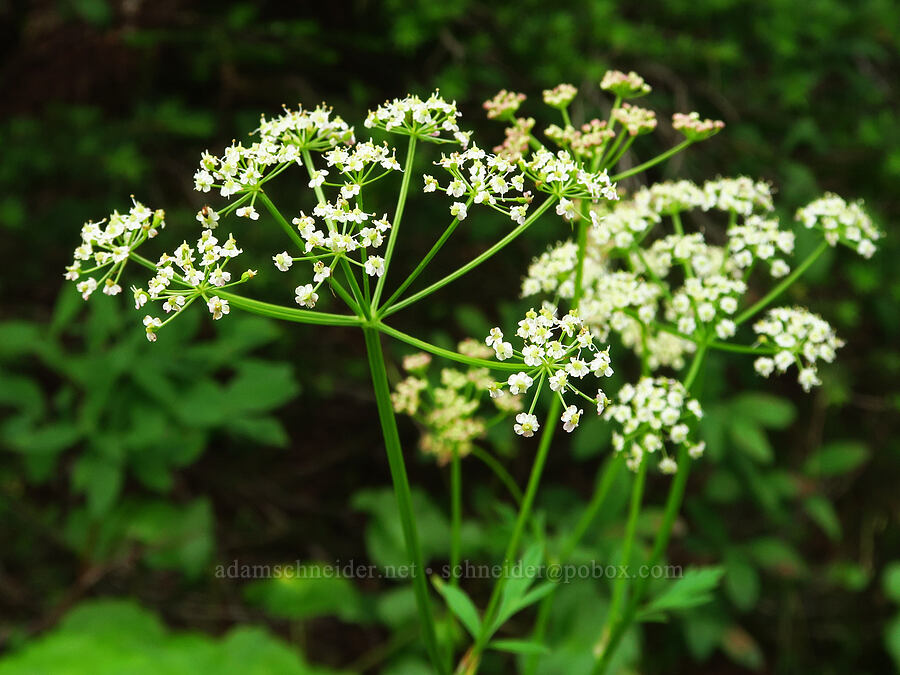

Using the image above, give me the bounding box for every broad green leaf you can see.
[731,393,795,429]
[488,639,550,656]
[803,441,869,477]
[729,419,773,463]
[643,567,725,615]
[433,578,481,639]
[71,454,122,517]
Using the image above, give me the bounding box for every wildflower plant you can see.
[63,73,880,674]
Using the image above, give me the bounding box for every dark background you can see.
[0,1,898,673]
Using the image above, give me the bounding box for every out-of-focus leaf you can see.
[803,441,870,477]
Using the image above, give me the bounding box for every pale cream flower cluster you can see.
[605,377,704,473]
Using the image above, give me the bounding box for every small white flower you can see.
[596,389,610,415]
[206,296,230,320]
[494,341,513,360]
[514,412,540,438]
[295,284,319,308]
[365,255,385,277]
[486,327,504,347]
[561,405,582,433]
[688,442,706,459]
[236,206,259,220]
[313,261,331,282]
[754,357,775,377]
[659,457,678,474]
[450,202,468,220]
[273,251,293,272]
[549,371,568,392]
[507,372,534,395]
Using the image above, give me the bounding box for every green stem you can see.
[382,197,556,318]
[215,290,362,326]
[373,135,417,307]
[592,341,709,675]
[734,240,828,325]
[258,191,306,251]
[475,396,563,654]
[471,447,523,505]
[610,140,693,182]
[380,198,473,314]
[526,454,624,675]
[450,447,462,586]
[362,327,445,674]
[339,258,370,319]
[375,322,524,372]
[600,458,648,641]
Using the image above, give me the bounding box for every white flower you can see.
[596,389,610,414]
[450,202,468,220]
[485,327,504,347]
[522,344,545,366]
[514,413,540,438]
[659,457,678,474]
[549,371,568,392]
[423,175,439,192]
[273,251,293,271]
[365,255,385,277]
[236,206,259,220]
[561,405,582,433]
[313,261,331,282]
[754,357,775,377]
[206,296,230,320]
[688,442,706,459]
[494,341,513,360]
[295,284,319,308]
[507,372,534,395]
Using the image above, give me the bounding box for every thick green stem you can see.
[382,197,556,318]
[734,240,829,325]
[373,135,417,307]
[362,327,445,674]
[215,290,362,326]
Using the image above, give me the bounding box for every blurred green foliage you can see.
[1,0,898,673]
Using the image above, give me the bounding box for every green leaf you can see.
[886,615,900,671]
[724,554,760,612]
[224,360,299,415]
[721,625,764,671]
[803,441,869,477]
[0,321,44,359]
[227,416,289,447]
[731,393,795,429]
[803,495,842,540]
[729,419,773,463]
[244,563,368,623]
[745,537,806,578]
[71,455,122,517]
[883,562,900,604]
[488,639,550,656]
[643,567,725,616]
[433,578,481,639]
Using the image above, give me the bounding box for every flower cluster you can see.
[600,70,651,99]
[672,112,725,142]
[483,90,527,120]
[605,377,704,473]
[493,117,535,162]
[322,140,402,180]
[612,103,657,136]
[633,180,705,215]
[391,342,520,464]
[544,119,616,161]
[666,275,746,340]
[66,200,165,299]
[590,201,659,249]
[727,215,794,277]
[752,307,844,391]
[485,307,614,436]
[796,193,881,258]
[194,105,353,200]
[425,145,531,224]
[365,91,470,146]
[523,149,619,203]
[542,83,578,109]
[702,177,774,215]
[134,229,253,341]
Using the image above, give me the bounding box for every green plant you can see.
[51,72,880,674]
